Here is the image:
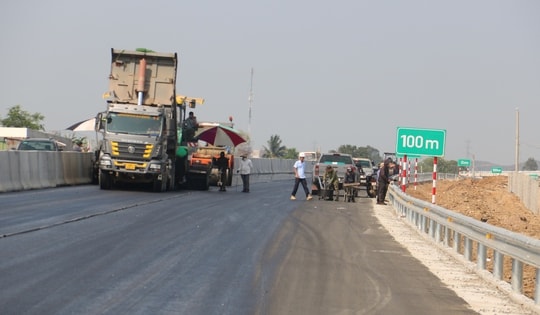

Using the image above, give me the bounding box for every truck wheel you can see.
[167,161,175,191]
[199,173,210,191]
[99,171,112,190]
[153,173,167,192]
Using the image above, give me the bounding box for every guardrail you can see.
[387,178,540,307]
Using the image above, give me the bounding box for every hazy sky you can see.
[1,0,539,165]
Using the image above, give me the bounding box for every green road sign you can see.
[458,159,471,167]
[396,127,446,157]
[491,167,502,174]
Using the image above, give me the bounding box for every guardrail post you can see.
[464,238,473,261]
[453,232,461,254]
[493,251,504,280]
[429,219,436,239]
[477,243,487,270]
[421,216,427,233]
[511,259,523,294]
[535,269,540,304]
[444,226,451,247]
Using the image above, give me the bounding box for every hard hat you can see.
[299,153,305,157]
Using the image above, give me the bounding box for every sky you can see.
[1,0,539,166]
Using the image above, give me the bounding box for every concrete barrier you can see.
[1,153,294,193]
[0,151,93,193]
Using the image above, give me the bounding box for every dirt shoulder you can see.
[404,176,540,239]
[401,176,539,302]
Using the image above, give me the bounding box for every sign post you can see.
[396,127,446,202]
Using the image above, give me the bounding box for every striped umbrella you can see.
[196,124,246,147]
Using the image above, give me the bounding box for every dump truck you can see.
[95,48,188,192]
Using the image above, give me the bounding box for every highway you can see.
[0,181,534,315]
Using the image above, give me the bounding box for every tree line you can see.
[261,134,539,172]
[2,105,538,172]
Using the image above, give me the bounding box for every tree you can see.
[284,148,299,159]
[416,157,458,174]
[337,144,381,163]
[522,157,538,171]
[1,105,45,130]
[262,134,287,158]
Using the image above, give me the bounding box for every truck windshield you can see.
[106,113,162,136]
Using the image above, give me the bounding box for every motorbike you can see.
[366,170,378,198]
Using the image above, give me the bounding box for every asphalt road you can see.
[0,181,529,315]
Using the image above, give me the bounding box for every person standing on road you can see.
[377,158,392,204]
[214,151,229,192]
[344,166,356,202]
[237,154,253,192]
[290,153,313,201]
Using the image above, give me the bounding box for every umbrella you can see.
[66,118,96,131]
[196,125,246,147]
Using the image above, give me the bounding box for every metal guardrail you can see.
[387,176,540,306]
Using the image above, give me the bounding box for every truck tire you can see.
[153,173,167,192]
[167,159,175,191]
[199,172,210,191]
[99,171,112,190]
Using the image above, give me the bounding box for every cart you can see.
[343,182,360,202]
[317,176,340,201]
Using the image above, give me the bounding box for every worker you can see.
[323,165,339,201]
[344,166,356,202]
[213,151,229,191]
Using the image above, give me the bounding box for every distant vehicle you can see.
[311,152,356,196]
[299,151,318,162]
[17,138,62,151]
[354,157,377,198]
[354,158,375,177]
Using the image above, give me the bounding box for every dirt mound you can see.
[405,176,540,239]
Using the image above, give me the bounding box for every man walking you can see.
[214,151,229,191]
[290,153,313,201]
[237,154,253,192]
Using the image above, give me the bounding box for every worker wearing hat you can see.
[236,154,253,192]
[344,166,356,202]
[290,152,313,200]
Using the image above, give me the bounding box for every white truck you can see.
[311,152,357,196]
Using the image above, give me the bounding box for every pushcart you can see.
[317,176,340,201]
[343,182,360,202]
